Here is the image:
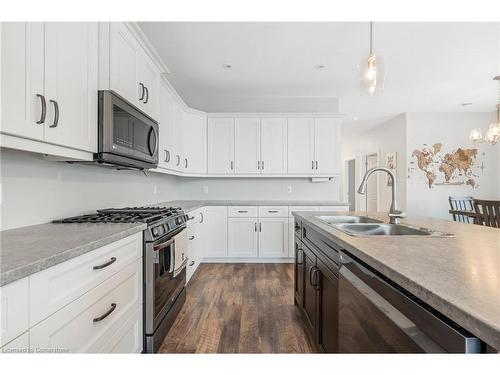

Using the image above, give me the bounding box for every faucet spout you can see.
[357,166,406,224]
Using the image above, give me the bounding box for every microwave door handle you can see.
[148,127,158,157]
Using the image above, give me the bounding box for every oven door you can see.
[144,227,187,334]
[98,90,158,167]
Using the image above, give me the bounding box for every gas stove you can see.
[54,206,190,242]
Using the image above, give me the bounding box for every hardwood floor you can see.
[158,263,316,353]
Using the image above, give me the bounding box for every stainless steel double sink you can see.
[314,215,454,237]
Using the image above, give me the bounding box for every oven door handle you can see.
[154,238,174,252]
[169,241,176,274]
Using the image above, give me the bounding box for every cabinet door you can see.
[302,246,318,338]
[314,118,341,175]
[234,118,261,174]
[258,218,288,257]
[203,206,228,258]
[1,22,45,141]
[317,258,339,353]
[294,240,305,308]
[158,81,175,169]
[260,118,287,174]
[171,104,185,171]
[44,22,98,152]
[183,112,207,173]
[109,22,140,106]
[186,222,199,282]
[228,218,258,257]
[287,118,315,174]
[207,118,234,174]
[137,49,160,120]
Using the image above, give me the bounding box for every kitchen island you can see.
[292,211,500,352]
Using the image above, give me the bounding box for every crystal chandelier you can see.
[469,75,500,146]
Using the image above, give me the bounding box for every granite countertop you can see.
[161,200,350,213]
[293,211,500,351]
[0,222,146,287]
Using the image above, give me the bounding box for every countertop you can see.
[293,211,500,351]
[0,222,146,287]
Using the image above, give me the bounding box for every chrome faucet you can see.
[357,166,406,224]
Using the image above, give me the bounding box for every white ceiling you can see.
[138,22,500,136]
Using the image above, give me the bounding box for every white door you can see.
[287,118,315,174]
[136,49,160,120]
[258,218,289,257]
[44,22,98,152]
[234,118,261,174]
[315,118,341,175]
[207,118,234,174]
[1,22,45,141]
[203,206,228,258]
[260,118,287,174]
[109,23,140,106]
[228,218,258,257]
[158,81,175,170]
[288,218,295,257]
[183,113,207,173]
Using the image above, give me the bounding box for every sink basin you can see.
[334,223,453,237]
[315,215,383,224]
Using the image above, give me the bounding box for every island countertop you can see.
[292,211,500,351]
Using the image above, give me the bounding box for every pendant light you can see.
[469,77,500,146]
[365,22,377,94]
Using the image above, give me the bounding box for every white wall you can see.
[406,112,499,220]
[175,177,341,201]
[342,113,408,212]
[0,149,178,230]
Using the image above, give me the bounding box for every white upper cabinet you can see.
[1,22,98,154]
[157,81,176,170]
[44,22,98,152]
[207,118,235,174]
[287,118,315,174]
[234,118,261,174]
[183,112,207,174]
[109,23,160,121]
[314,118,341,175]
[260,118,287,174]
[1,22,45,141]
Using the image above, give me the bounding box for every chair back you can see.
[448,196,475,223]
[473,199,500,228]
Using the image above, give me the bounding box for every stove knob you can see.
[152,227,160,237]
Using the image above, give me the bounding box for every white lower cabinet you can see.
[258,218,289,257]
[228,218,258,257]
[30,259,142,353]
[186,208,206,282]
[0,278,29,347]
[204,206,228,258]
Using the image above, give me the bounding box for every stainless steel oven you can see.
[97,90,159,170]
[144,226,187,353]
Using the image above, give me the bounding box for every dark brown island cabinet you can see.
[293,218,490,354]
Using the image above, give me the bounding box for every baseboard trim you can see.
[201,258,294,264]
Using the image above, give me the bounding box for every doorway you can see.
[365,153,378,212]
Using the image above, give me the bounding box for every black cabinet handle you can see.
[176,155,181,166]
[139,83,145,101]
[49,100,59,128]
[315,161,318,170]
[184,158,188,168]
[189,261,195,266]
[262,160,264,170]
[93,303,117,323]
[199,212,204,223]
[296,248,303,265]
[93,257,117,270]
[254,222,257,232]
[189,235,195,240]
[313,268,321,290]
[308,266,315,286]
[237,210,248,213]
[36,94,46,124]
[259,222,262,232]
[144,86,149,104]
[312,161,314,170]
[268,210,278,213]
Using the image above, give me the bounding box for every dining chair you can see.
[473,199,500,228]
[448,196,477,224]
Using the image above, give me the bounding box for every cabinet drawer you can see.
[259,206,287,217]
[228,206,258,217]
[30,259,142,353]
[0,278,29,347]
[29,233,142,326]
[289,206,319,217]
[98,307,142,353]
[318,206,349,212]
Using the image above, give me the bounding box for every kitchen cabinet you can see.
[207,118,235,174]
[258,218,289,257]
[187,207,206,282]
[287,118,341,175]
[228,218,259,257]
[0,278,29,347]
[287,118,315,174]
[182,112,207,174]
[1,22,98,154]
[316,257,339,353]
[302,245,318,336]
[234,118,261,174]
[260,118,287,174]
[157,81,176,170]
[294,239,305,308]
[109,22,160,121]
[203,206,228,258]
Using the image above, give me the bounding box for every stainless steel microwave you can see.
[96,90,159,170]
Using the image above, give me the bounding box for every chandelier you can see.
[469,75,500,146]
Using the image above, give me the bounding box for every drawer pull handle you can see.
[268,210,278,213]
[93,303,117,323]
[93,257,117,270]
[189,236,195,240]
[189,261,195,266]
[237,210,248,213]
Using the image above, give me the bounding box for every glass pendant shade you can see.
[469,128,483,144]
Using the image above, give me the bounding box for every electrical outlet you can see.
[287,186,293,194]
[203,185,209,194]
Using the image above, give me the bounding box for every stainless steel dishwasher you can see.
[339,251,482,353]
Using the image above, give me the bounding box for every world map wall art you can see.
[410,143,481,189]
